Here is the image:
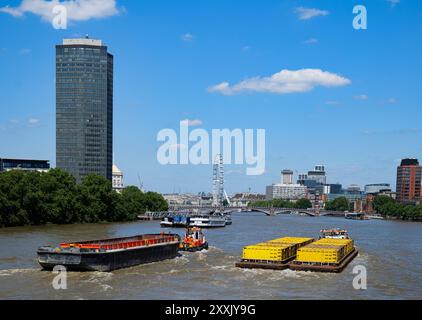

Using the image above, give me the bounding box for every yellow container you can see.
[269,237,314,245]
[296,241,350,263]
[296,245,344,264]
[242,244,293,262]
[314,239,354,255]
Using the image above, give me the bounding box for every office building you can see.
[396,158,422,204]
[307,165,327,185]
[266,184,308,200]
[364,184,391,195]
[56,37,113,183]
[0,158,50,173]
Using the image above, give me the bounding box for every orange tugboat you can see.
[179,227,209,252]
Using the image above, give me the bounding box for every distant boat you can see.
[366,215,384,220]
[320,229,350,239]
[190,215,226,228]
[160,216,191,228]
[224,214,233,225]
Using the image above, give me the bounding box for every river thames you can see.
[0,212,421,300]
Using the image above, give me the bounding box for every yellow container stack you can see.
[241,237,315,263]
[315,238,354,256]
[295,238,354,265]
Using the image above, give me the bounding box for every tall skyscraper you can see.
[56,37,113,182]
[396,159,422,204]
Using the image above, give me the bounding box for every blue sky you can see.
[1,0,422,194]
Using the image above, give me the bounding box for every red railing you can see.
[60,235,178,251]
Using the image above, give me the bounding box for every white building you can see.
[266,184,308,200]
[112,165,124,193]
[266,169,307,200]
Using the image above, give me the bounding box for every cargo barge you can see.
[236,237,314,271]
[37,233,181,272]
[289,237,358,273]
[289,248,358,273]
[236,231,358,273]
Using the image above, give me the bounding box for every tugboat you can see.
[319,228,350,239]
[179,227,209,252]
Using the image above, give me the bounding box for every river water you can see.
[0,212,421,300]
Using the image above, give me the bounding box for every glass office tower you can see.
[56,37,113,182]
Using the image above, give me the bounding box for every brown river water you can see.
[0,212,421,300]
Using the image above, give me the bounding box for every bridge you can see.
[165,205,347,217]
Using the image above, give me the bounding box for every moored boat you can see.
[224,214,232,225]
[160,216,191,228]
[37,233,181,272]
[189,214,226,228]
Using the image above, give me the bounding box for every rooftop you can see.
[112,165,122,175]
[400,158,419,166]
[63,37,103,47]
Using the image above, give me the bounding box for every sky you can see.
[1,0,422,195]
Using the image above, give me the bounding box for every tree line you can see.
[373,195,422,220]
[325,197,352,212]
[0,169,168,228]
[325,195,422,220]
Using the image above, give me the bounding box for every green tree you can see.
[373,195,395,213]
[325,197,350,212]
[294,198,312,209]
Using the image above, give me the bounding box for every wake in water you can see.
[0,268,39,277]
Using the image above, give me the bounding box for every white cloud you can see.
[295,7,329,20]
[28,118,40,125]
[181,119,203,126]
[0,0,120,22]
[354,94,368,100]
[181,33,194,42]
[387,97,397,104]
[208,69,351,96]
[303,38,318,44]
[387,0,400,7]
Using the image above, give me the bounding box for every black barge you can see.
[37,233,181,272]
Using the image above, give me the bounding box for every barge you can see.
[289,248,358,273]
[289,235,358,273]
[37,233,181,272]
[236,231,358,273]
[235,237,315,271]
